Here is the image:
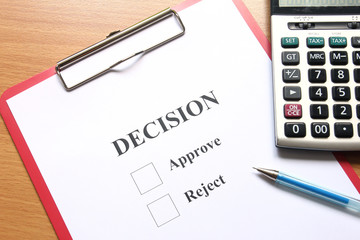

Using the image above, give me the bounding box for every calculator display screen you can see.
[272,0,360,14]
[279,0,360,7]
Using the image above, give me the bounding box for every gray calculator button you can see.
[330,51,348,65]
[308,69,326,83]
[334,123,353,138]
[353,51,360,65]
[309,86,327,101]
[283,69,300,83]
[354,69,360,83]
[282,52,300,65]
[333,104,352,119]
[311,123,330,138]
[331,69,349,83]
[310,104,329,119]
[356,86,360,101]
[308,51,325,65]
[352,37,360,48]
[332,86,351,101]
[283,86,301,100]
[285,123,306,137]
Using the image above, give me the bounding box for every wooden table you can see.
[0,0,359,239]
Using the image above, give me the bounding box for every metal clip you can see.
[56,8,185,91]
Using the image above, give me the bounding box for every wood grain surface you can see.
[0,0,359,239]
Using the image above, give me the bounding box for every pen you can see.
[253,167,360,212]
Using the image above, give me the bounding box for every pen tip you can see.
[252,167,278,180]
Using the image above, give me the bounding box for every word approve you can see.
[170,138,221,171]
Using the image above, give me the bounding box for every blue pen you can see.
[253,167,360,212]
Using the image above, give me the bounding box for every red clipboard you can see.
[1,0,360,239]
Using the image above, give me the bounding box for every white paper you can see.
[7,0,360,239]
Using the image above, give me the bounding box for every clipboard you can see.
[1,0,360,239]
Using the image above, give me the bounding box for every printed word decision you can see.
[112,91,219,157]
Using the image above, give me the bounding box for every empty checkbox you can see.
[131,163,163,194]
[147,194,180,227]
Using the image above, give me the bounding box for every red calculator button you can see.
[284,104,302,118]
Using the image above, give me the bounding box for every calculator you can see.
[271,0,360,151]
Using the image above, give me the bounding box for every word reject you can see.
[184,175,226,203]
[170,138,221,170]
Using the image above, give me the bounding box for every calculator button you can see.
[307,37,324,48]
[281,37,299,48]
[358,123,360,137]
[353,51,360,65]
[354,69,360,83]
[283,86,301,100]
[308,69,326,83]
[283,69,300,83]
[334,123,353,138]
[331,69,349,83]
[310,104,328,119]
[284,104,302,118]
[329,37,347,48]
[333,104,352,119]
[330,51,348,65]
[309,86,327,101]
[357,105,360,119]
[308,51,325,65]
[285,123,306,137]
[355,86,360,101]
[332,86,351,101]
[282,52,300,65]
[311,123,330,138]
[351,37,360,48]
